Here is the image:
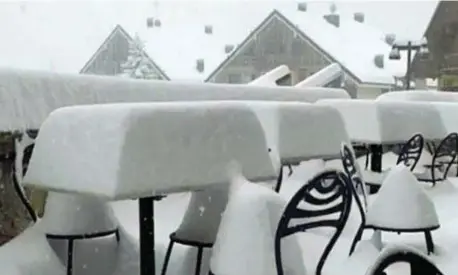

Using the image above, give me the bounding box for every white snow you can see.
[41,193,118,235]
[249,65,291,86]
[210,177,306,275]
[318,99,447,144]
[23,102,278,199]
[0,68,349,131]
[295,63,343,88]
[377,90,458,102]
[246,102,350,164]
[366,165,439,230]
[174,183,231,244]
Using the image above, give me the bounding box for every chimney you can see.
[224,44,234,54]
[196,59,205,73]
[146,17,154,28]
[373,54,384,69]
[384,33,396,46]
[204,25,213,34]
[354,12,364,23]
[323,14,340,28]
[297,2,307,12]
[323,3,339,27]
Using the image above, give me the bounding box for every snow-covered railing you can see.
[23,101,279,199]
[0,68,350,131]
[249,65,291,86]
[295,63,342,88]
[377,90,458,102]
[317,99,447,144]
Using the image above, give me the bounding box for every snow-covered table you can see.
[0,68,349,131]
[365,165,440,254]
[317,99,447,189]
[23,102,280,275]
[241,101,350,192]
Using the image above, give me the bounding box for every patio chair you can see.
[363,134,424,194]
[340,143,368,209]
[417,132,458,186]
[274,170,354,275]
[161,183,230,275]
[396,133,424,170]
[367,245,444,275]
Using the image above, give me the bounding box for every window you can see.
[228,73,242,83]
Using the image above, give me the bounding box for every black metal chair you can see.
[396,133,424,171]
[274,170,354,275]
[369,246,444,275]
[46,230,120,275]
[340,143,368,210]
[274,165,294,193]
[419,132,458,186]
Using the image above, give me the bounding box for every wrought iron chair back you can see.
[274,170,354,275]
[396,133,424,171]
[340,143,368,209]
[428,133,458,186]
[369,248,444,275]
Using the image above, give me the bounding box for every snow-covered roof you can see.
[279,8,406,86]
[24,102,279,199]
[0,68,349,131]
[317,99,447,143]
[0,1,433,83]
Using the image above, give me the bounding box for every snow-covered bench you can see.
[18,101,280,275]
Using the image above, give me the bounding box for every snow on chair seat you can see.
[23,101,279,199]
[0,68,349,131]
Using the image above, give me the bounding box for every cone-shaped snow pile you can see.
[366,164,439,229]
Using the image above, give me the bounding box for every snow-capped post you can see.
[119,34,162,80]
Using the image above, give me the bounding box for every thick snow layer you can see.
[431,102,458,134]
[318,99,447,143]
[23,102,278,199]
[295,63,342,88]
[174,183,230,244]
[41,193,118,235]
[0,223,66,275]
[0,68,349,131]
[366,165,439,230]
[377,90,458,102]
[246,102,350,164]
[210,177,306,275]
[249,65,291,86]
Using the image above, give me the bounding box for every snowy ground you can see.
[111,159,458,274]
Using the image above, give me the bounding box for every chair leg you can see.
[424,231,434,255]
[195,246,204,275]
[160,240,175,275]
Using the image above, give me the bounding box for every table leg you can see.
[139,197,155,275]
[424,231,434,255]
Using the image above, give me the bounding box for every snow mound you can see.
[295,63,342,88]
[366,165,439,229]
[318,99,446,144]
[210,178,306,275]
[24,101,278,199]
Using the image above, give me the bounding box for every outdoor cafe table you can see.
[22,101,280,275]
